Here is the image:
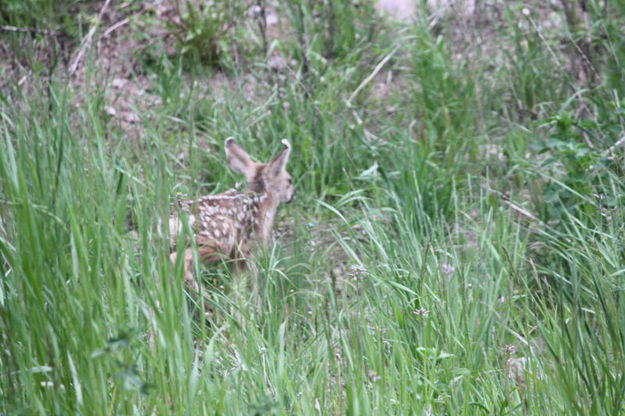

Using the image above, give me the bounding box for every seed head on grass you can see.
[503,344,517,355]
[348,264,367,281]
[367,370,382,382]
[440,263,455,276]
[413,308,430,318]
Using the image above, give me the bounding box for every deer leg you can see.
[170,249,198,291]
[232,259,257,296]
[231,247,260,310]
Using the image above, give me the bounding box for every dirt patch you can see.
[67,2,163,142]
[63,0,292,143]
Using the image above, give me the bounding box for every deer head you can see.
[225,138,295,204]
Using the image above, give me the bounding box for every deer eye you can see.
[287,178,292,185]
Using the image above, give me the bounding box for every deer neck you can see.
[248,191,279,245]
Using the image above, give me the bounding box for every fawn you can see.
[169,138,295,298]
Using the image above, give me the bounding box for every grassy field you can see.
[1,0,625,414]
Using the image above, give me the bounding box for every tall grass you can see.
[2,1,625,414]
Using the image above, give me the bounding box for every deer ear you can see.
[269,139,291,176]
[225,138,254,177]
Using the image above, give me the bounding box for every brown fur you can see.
[169,138,295,300]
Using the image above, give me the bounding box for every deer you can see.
[168,138,295,308]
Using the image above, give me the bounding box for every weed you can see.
[167,0,248,68]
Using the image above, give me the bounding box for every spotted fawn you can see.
[169,138,295,296]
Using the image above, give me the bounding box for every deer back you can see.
[169,189,271,259]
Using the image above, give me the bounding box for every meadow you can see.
[1,0,625,414]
